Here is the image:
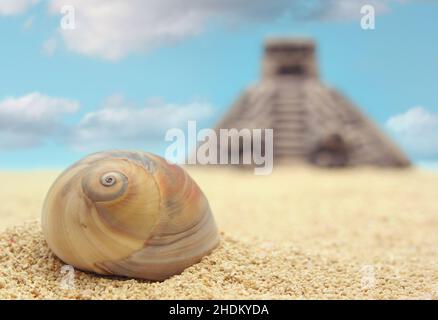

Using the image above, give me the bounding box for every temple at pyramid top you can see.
[262,38,318,79]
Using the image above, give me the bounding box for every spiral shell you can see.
[41,150,220,281]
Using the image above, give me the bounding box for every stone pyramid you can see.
[213,38,410,167]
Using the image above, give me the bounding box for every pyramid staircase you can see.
[271,83,309,158]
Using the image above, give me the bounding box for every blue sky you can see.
[0,0,437,169]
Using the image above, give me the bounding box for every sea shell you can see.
[41,150,220,281]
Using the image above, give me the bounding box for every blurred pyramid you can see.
[214,38,410,167]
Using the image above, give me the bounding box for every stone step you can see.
[272,115,306,122]
[271,122,306,129]
[275,99,305,105]
[275,136,307,142]
[274,148,309,156]
[274,125,306,132]
[272,114,306,121]
[273,104,305,110]
[273,109,306,115]
[274,141,308,149]
[274,104,304,110]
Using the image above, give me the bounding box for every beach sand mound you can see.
[1,221,436,300]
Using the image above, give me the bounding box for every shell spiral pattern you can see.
[41,151,220,281]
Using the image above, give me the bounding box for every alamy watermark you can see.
[164,121,274,175]
[60,5,76,30]
[59,264,76,290]
[360,264,376,290]
[361,4,375,30]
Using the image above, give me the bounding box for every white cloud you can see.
[0,0,415,60]
[69,95,214,150]
[386,107,438,159]
[49,0,279,60]
[0,0,38,15]
[0,92,79,150]
[0,92,215,151]
[0,0,416,59]
[46,0,406,60]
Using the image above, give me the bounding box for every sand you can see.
[0,167,437,299]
